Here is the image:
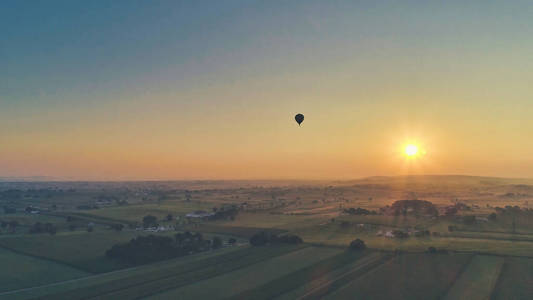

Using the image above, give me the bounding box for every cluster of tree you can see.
[495,205,532,215]
[106,232,223,265]
[413,230,431,237]
[343,207,377,215]
[142,215,158,228]
[443,202,472,216]
[209,205,239,221]
[24,206,39,213]
[381,200,438,217]
[349,239,366,251]
[392,230,409,238]
[0,220,18,232]
[109,223,124,231]
[249,231,303,246]
[29,222,57,235]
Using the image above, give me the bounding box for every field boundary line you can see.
[123,245,310,300]
[41,245,307,300]
[440,254,476,299]
[0,243,93,274]
[0,246,244,297]
[298,253,394,300]
[35,246,265,300]
[489,258,508,300]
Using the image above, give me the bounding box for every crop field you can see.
[187,223,287,238]
[0,247,89,293]
[2,177,533,299]
[145,246,341,300]
[0,246,245,300]
[214,212,326,231]
[0,231,171,273]
[45,244,306,300]
[491,257,533,300]
[325,253,473,300]
[444,255,504,300]
[292,224,533,257]
[79,202,216,223]
[273,252,390,300]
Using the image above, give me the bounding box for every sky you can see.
[1,0,533,180]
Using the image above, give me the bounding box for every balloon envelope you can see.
[295,113,304,126]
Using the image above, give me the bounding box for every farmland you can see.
[444,255,504,300]
[325,253,472,300]
[0,247,88,293]
[146,246,341,300]
[1,176,533,299]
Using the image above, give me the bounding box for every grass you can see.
[87,244,307,300]
[146,246,341,300]
[491,257,533,300]
[325,253,472,300]
[294,253,392,300]
[186,223,286,238]
[444,255,504,300]
[0,246,244,300]
[80,202,215,223]
[214,212,326,231]
[0,230,173,273]
[230,250,374,300]
[293,223,533,257]
[0,247,88,293]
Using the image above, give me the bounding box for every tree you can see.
[212,236,222,249]
[166,214,173,221]
[110,224,124,231]
[349,239,366,251]
[488,213,497,221]
[250,232,269,246]
[87,226,94,232]
[427,246,437,253]
[228,238,237,245]
[143,215,158,228]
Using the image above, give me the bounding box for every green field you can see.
[0,246,245,300]
[491,257,533,300]
[0,247,88,293]
[68,245,306,300]
[444,255,504,300]
[325,253,472,300]
[0,231,167,273]
[293,223,533,257]
[275,252,390,300]
[79,202,215,223]
[146,246,341,300]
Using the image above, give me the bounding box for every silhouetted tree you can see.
[143,215,158,228]
[349,239,366,251]
[212,236,222,249]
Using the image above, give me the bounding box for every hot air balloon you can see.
[295,113,304,126]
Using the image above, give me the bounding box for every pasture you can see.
[444,255,504,300]
[0,231,173,273]
[146,246,341,300]
[0,247,88,293]
[491,257,533,300]
[325,253,472,300]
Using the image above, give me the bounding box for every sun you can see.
[404,144,419,157]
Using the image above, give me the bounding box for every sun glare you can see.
[404,144,419,157]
